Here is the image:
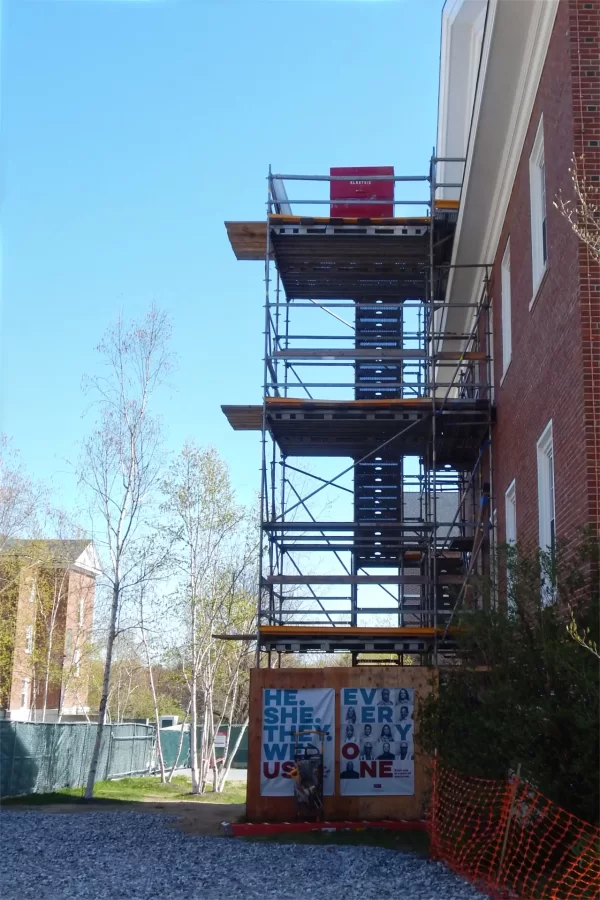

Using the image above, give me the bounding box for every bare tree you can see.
[0,436,45,553]
[80,306,172,799]
[161,444,257,794]
[138,580,167,781]
[0,440,47,700]
[554,154,600,263]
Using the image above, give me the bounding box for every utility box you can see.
[330,166,394,218]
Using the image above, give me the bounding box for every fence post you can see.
[106,726,113,780]
[496,763,521,890]
[78,725,87,790]
[130,724,136,777]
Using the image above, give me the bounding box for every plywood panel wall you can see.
[247,666,437,822]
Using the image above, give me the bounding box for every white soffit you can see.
[437,0,487,202]
[75,542,102,577]
[443,0,560,343]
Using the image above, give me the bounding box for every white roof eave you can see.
[442,0,560,353]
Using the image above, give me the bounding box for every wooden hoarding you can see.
[247,666,436,822]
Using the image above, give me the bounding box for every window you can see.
[501,240,512,376]
[505,480,517,545]
[529,117,548,301]
[537,420,556,601]
[79,596,85,628]
[20,678,30,709]
[65,628,73,655]
[28,579,36,604]
[505,480,517,605]
[25,625,33,655]
[73,648,81,678]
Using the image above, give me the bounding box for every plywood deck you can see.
[221,397,491,465]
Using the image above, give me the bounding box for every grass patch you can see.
[2,775,246,806]
[244,829,429,856]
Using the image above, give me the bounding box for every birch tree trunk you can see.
[85,579,119,798]
[217,718,249,793]
[79,307,172,800]
[166,699,191,783]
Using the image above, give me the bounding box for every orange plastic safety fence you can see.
[429,762,600,900]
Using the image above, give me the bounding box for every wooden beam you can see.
[213,633,257,641]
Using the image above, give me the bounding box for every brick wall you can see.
[60,569,95,713]
[8,573,36,712]
[569,0,600,534]
[2,562,96,717]
[491,0,596,552]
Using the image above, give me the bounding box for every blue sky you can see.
[1,0,445,514]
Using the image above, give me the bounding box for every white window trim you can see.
[79,596,85,628]
[73,648,81,678]
[505,479,517,545]
[537,420,556,603]
[500,239,512,381]
[537,420,555,550]
[20,678,30,709]
[529,116,547,306]
[25,624,34,655]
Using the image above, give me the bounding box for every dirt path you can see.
[9,800,246,835]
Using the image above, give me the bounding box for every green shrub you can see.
[420,534,600,824]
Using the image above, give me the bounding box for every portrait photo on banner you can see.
[340,687,415,796]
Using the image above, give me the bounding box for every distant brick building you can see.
[0,540,99,721]
[437,0,599,562]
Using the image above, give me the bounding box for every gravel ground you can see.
[1,811,485,900]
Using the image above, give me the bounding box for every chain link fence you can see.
[0,721,155,798]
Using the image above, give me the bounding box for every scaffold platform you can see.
[221,166,492,663]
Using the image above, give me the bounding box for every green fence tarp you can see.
[158,729,190,769]
[158,725,248,770]
[0,721,248,797]
[228,725,248,768]
[0,722,155,798]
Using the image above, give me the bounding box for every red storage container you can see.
[330,166,394,218]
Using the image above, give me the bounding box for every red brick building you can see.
[0,539,99,721]
[437,0,599,561]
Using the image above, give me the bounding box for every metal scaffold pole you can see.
[257,167,273,667]
[222,161,493,663]
[429,152,439,663]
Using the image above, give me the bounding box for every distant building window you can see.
[74,648,81,678]
[25,625,33,655]
[28,580,36,603]
[79,596,85,628]
[505,480,517,606]
[65,629,73,656]
[501,240,512,376]
[529,117,547,301]
[537,420,556,602]
[20,678,30,709]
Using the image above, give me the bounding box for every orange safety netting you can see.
[429,761,600,900]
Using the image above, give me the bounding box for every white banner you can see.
[340,687,415,796]
[260,688,335,796]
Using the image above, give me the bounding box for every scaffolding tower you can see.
[223,161,494,666]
